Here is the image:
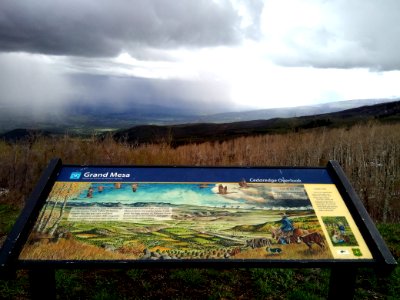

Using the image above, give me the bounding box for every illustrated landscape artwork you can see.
[19,167,373,261]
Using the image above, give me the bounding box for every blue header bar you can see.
[57,166,333,184]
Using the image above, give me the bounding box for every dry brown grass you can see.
[19,236,139,260]
[1,121,399,222]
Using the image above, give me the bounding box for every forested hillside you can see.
[113,100,400,147]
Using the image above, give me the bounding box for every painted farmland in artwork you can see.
[20,181,333,261]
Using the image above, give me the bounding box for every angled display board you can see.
[0,159,396,272]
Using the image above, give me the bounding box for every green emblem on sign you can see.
[352,248,362,257]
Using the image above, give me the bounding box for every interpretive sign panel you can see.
[1,159,396,300]
[17,164,374,263]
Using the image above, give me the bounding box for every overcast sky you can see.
[1,0,400,115]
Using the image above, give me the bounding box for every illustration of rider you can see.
[279,213,294,244]
[281,213,294,232]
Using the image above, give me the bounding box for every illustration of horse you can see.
[298,232,325,250]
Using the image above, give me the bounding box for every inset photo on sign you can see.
[321,216,358,247]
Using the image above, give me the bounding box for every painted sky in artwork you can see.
[71,183,313,210]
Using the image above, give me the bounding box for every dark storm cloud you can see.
[0,0,242,57]
[0,53,74,113]
[0,51,237,116]
[68,73,235,114]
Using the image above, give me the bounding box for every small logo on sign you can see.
[70,172,82,180]
[337,249,350,255]
[352,248,363,257]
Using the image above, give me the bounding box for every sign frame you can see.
[0,159,396,273]
[0,159,397,298]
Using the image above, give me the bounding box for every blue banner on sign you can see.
[57,166,333,184]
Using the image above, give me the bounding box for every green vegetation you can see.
[0,204,20,237]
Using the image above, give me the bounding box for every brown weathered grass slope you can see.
[0,122,399,222]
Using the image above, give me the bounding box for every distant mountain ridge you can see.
[113,100,400,147]
[196,98,399,123]
[2,100,400,143]
[0,98,397,134]
[0,128,52,142]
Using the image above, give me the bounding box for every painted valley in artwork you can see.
[20,181,334,261]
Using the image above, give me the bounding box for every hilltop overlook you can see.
[113,100,400,147]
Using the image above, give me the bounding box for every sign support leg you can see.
[328,267,357,300]
[29,269,56,299]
